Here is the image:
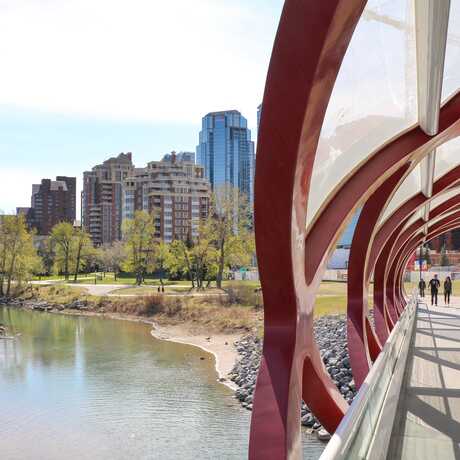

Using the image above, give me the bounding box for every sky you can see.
[0,0,284,215]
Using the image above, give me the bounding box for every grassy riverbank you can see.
[25,284,262,334]
[19,280,352,335]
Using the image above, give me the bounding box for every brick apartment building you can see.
[82,152,134,245]
[17,176,76,235]
[122,152,210,242]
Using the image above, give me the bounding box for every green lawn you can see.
[33,272,182,286]
[30,276,379,317]
[314,295,347,316]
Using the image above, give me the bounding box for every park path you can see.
[31,280,226,297]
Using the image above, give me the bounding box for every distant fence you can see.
[323,269,348,282]
[231,270,260,281]
[407,270,457,283]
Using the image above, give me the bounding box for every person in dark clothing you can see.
[429,274,440,306]
[444,276,452,306]
[419,278,426,297]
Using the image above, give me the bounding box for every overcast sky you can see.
[0,0,284,215]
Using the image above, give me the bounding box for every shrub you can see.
[223,283,263,308]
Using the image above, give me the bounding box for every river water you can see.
[0,307,325,459]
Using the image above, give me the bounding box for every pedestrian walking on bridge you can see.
[429,274,440,306]
[419,278,426,297]
[444,276,452,306]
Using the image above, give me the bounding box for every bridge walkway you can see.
[387,300,460,459]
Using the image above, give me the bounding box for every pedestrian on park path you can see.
[444,276,452,306]
[429,274,440,306]
[419,278,426,297]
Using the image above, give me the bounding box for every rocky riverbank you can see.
[0,296,91,312]
[228,314,356,440]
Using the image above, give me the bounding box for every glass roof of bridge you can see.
[306,0,460,243]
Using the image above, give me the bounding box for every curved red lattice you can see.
[250,1,460,458]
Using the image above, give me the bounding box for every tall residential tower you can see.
[82,152,134,245]
[122,152,210,243]
[196,110,255,201]
[18,176,76,235]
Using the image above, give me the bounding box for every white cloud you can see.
[0,0,282,127]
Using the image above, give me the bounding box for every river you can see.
[0,307,325,459]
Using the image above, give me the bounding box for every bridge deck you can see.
[388,300,460,459]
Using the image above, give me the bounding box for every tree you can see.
[36,237,54,275]
[153,242,171,287]
[122,211,156,285]
[440,244,449,267]
[99,241,126,280]
[424,245,431,266]
[209,184,255,288]
[50,222,74,280]
[168,240,194,287]
[167,220,218,289]
[0,215,41,297]
[72,229,93,282]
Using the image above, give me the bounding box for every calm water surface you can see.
[0,307,325,459]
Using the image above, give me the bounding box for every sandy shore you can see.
[150,323,241,391]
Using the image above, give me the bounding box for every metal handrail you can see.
[319,292,418,460]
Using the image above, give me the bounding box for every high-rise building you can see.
[257,104,262,132]
[196,110,255,201]
[18,176,76,235]
[122,152,210,243]
[162,151,195,163]
[337,210,361,248]
[82,153,134,245]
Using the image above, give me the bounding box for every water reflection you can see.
[0,307,325,459]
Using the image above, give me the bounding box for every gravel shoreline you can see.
[228,314,356,439]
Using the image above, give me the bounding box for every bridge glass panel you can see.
[433,137,460,181]
[306,0,417,228]
[441,2,460,103]
[379,164,421,224]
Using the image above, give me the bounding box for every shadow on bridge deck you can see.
[388,300,460,459]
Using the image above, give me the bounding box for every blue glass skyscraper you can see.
[337,209,361,248]
[197,110,255,201]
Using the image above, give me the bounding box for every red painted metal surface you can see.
[250,2,366,457]
[347,167,408,388]
[251,0,460,456]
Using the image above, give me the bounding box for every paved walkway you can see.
[388,300,460,459]
[31,281,132,296]
[31,280,227,297]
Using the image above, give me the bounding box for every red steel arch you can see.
[250,1,460,458]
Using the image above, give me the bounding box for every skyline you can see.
[0,0,284,214]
